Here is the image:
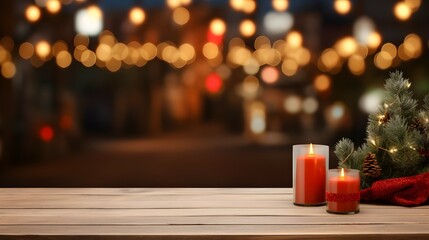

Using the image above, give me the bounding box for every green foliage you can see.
[335,71,429,189]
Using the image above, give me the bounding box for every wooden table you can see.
[0,188,428,239]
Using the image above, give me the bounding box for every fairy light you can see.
[378,115,385,125]
[370,139,376,146]
[390,147,398,153]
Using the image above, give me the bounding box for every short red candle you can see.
[293,144,328,206]
[326,168,360,214]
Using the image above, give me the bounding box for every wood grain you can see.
[0,188,428,239]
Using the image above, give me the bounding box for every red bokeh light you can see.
[207,30,223,45]
[39,125,54,142]
[205,73,223,94]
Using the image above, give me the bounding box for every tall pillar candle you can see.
[293,144,328,206]
[326,168,360,214]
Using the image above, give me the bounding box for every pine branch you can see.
[334,71,429,189]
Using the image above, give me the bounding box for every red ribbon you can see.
[326,192,360,202]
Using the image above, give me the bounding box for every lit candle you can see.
[293,144,328,206]
[326,168,360,214]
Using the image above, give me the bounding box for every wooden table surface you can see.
[0,188,428,239]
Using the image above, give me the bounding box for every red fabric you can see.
[360,172,429,206]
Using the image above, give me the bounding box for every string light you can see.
[389,147,398,153]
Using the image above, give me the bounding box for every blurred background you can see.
[0,0,428,187]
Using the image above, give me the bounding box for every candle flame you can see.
[309,143,314,155]
[340,168,345,178]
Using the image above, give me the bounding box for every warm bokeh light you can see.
[74,34,89,47]
[209,19,226,36]
[112,43,128,61]
[283,94,302,114]
[96,43,112,61]
[242,0,256,14]
[129,7,146,25]
[205,72,223,94]
[272,0,289,11]
[178,43,195,62]
[249,102,266,134]
[348,54,365,75]
[334,0,351,15]
[403,33,422,59]
[19,42,34,60]
[239,20,256,37]
[367,31,382,49]
[202,42,219,60]
[1,61,16,79]
[374,51,393,70]
[106,58,121,72]
[242,75,259,98]
[35,40,51,59]
[56,50,72,68]
[335,37,357,57]
[381,43,397,59]
[46,0,62,14]
[314,74,331,92]
[243,58,260,75]
[180,0,192,6]
[74,44,87,62]
[25,5,41,22]
[286,31,303,48]
[167,0,181,9]
[172,7,190,25]
[405,0,422,12]
[230,0,245,11]
[261,66,279,84]
[394,2,412,21]
[281,59,298,76]
[294,48,311,66]
[140,43,157,60]
[254,36,271,50]
[320,48,340,69]
[81,50,97,67]
[52,41,68,56]
[75,5,103,36]
[302,97,319,114]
